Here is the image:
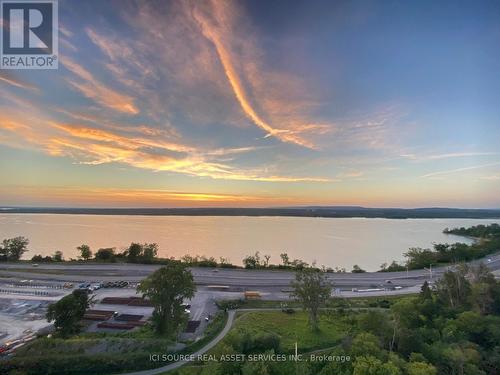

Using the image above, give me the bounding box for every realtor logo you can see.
[1,0,58,69]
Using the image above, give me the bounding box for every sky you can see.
[0,0,499,208]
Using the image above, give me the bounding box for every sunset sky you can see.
[1,0,499,208]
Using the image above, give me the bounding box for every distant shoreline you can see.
[1,206,500,219]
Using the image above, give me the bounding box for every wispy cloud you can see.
[63,58,139,114]
[0,72,39,92]
[421,162,500,178]
[480,175,500,181]
[191,0,332,149]
[401,151,498,161]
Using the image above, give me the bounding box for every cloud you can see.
[421,162,500,178]
[480,175,500,181]
[46,123,330,182]
[190,0,333,149]
[401,151,498,161]
[63,58,139,114]
[0,72,39,92]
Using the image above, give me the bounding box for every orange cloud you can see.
[45,123,330,182]
[63,58,139,114]
[191,0,333,149]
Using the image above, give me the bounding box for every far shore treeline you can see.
[2,206,500,219]
[0,223,499,272]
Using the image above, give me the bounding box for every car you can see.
[32,264,39,267]
[184,309,191,314]
[385,280,393,284]
[487,258,492,263]
[212,269,219,272]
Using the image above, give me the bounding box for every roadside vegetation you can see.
[137,262,195,336]
[172,264,500,375]
[46,289,90,337]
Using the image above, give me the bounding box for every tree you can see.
[436,267,471,309]
[243,251,261,269]
[353,356,401,375]
[280,252,290,266]
[46,289,89,337]
[0,236,29,261]
[77,244,92,261]
[351,332,385,359]
[352,264,367,273]
[137,262,195,336]
[53,250,64,262]
[142,243,158,263]
[406,362,437,375]
[127,242,143,262]
[94,247,115,261]
[263,254,271,267]
[291,267,332,330]
[420,281,432,300]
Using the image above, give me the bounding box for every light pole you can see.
[423,264,433,282]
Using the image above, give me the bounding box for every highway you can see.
[1,253,499,291]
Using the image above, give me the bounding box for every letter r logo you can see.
[1,1,55,54]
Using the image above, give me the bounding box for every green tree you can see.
[0,236,29,261]
[353,356,401,375]
[46,290,89,337]
[291,267,332,330]
[137,262,195,336]
[142,243,158,263]
[94,247,116,261]
[243,251,261,269]
[351,332,384,359]
[52,250,64,262]
[420,281,432,300]
[352,264,367,273]
[126,242,143,263]
[436,267,471,309]
[406,362,437,375]
[280,252,290,266]
[77,244,92,260]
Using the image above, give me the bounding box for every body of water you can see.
[0,214,497,270]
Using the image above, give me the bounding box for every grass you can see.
[217,293,412,310]
[169,309,362,375]
[214,310,351,353]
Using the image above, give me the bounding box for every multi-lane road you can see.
[1,253,499,292]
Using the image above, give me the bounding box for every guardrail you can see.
[0,288,51,296]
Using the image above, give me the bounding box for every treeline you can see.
[444,223,500,239]
[0,236,29,261]
[30,243,160,264]
[379,223,500,272]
